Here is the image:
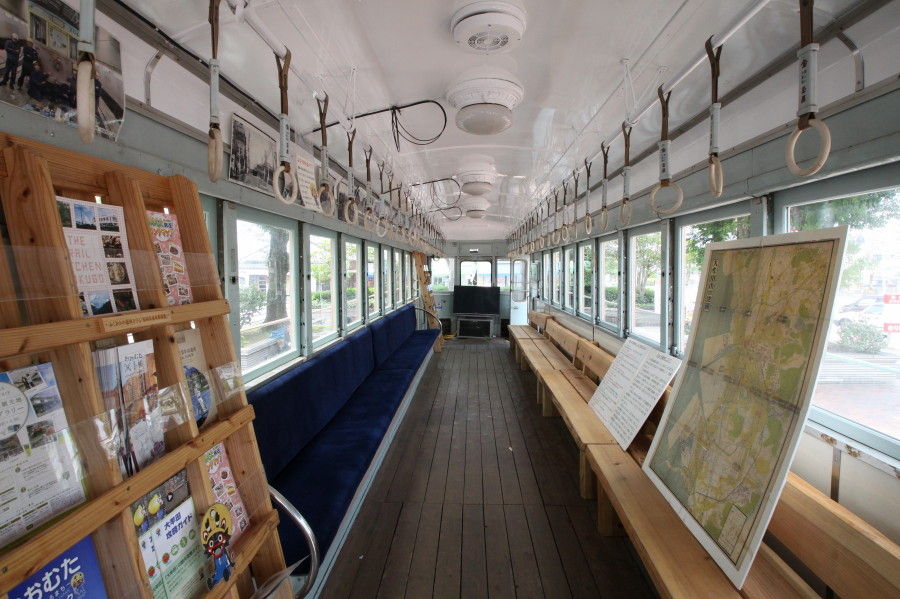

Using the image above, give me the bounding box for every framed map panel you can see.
[643,227,846,588]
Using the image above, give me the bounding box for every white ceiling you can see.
[122,0,863,240]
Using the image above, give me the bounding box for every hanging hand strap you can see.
[582,160,593,234]
[76,0,97,144]
[364,146,373,183]
[206,0,223,181]
[620,123,633,226]
[706,36,725,196]
[787,0,831,176]
[273,49,298,204]
[650,85,683,214]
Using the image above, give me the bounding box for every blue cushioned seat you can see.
[380,329,440,371]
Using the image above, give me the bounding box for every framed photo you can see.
[228,114,276,196]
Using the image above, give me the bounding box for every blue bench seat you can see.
[248,304,435,565]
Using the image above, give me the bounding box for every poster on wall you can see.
[643,228,846,588]
[228,113,276,196]
[0,0,125,140]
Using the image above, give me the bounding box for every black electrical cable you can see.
[390,101,447,151]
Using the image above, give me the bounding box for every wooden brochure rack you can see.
[0,133,289,599]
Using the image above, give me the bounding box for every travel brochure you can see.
[57,196,141,317]
[146,210,193,306]
[203,442,249,544]
[10,535,109,599]
[175,328,213,427]
[132,470,206,599]
[0,362,86,550]
[93,340,165,477]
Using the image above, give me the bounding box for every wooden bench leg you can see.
[579,450,596,499]
[520,355,528,371]
[542,386,557,417]
[596,480,624,537]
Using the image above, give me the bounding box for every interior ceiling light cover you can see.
[447,66,524,135]
[457,158,497,195]
[466,209,488,219]
[462,195,490,219]
[450,0,527,54]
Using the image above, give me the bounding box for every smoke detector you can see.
[447,66,524,135]
[450,1,527,54]
[457,156,497,195]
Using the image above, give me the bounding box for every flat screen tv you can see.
[453,285,500,315]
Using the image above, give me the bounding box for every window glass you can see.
[431,258,455,290]
[630,231,662,342]
[553,249,562,304]
[460,260,492,286]
[310,234,336,343]
[600,239,620,326]
[343,240,361,327]
[382,247,392,309]
[679,215,751,349]
[788,189,900,442]
[512,259,527,302]
[496,259,511,291]
[543,252,552,301]
[565,247,576,309]
[393,249,402,304]
[366,245,379,316]
[579,242,594,317]
[236,219,296,373]
[530,258,541,299]
[405,252,413,300]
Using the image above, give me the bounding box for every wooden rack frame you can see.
[0,133,290,599]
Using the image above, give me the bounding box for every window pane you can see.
[405,252,413,300]
[680,215,751,348]
[579,243,594,317]
[343,240,361,327]
[460,260,492,286]
[553,250,562,304]
[382,247,391,308]
[512,260,527,302]
[565,247,576,309]
[431,258,455,290]
[530,258,541,299]
[237,220,295,372]
[543,253,551,301]
[600,240,620,326]
[497,259,511,291]
[788,189,900,442]
[367,245,378,316]
[310,234,336,342]
[393,249,402,304]
[630,232,662,342]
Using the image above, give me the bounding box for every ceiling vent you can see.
[450,1,527,54]
[447,66,524,135]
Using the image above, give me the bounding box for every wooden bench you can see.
[507,311,549,367]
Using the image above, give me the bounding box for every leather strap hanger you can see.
[650,85,684,215]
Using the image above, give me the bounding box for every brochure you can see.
[9,535,109,599]
[0,362,86,550]
[93,340,164,477]
[203,442,249,544]
[175,329,213,427]
[57,196,141,317]
[146,210,193,306]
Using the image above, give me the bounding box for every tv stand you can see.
[454,313,499,338]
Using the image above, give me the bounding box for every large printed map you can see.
[644,232,843,587]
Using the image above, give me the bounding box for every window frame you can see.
[341,234,364,332]
[382,245,393,311]
[564,244,577,313]
[596,232,624,336]
[626,221,669,350]
[393,248,403,305]
[458,258,494,287]
[496,257,512,292]
[364,241,381,320]
[552,248,563,306]
[577,240,594,320]
[305,225,340,349]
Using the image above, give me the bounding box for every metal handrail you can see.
[412,306,442,331]
[250,485,319,599]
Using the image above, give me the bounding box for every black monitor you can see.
[453,285,500,315]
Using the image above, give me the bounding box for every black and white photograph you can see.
[97,206,120,231]
[229,113,276,196]
[102,234,123,258]
[0,0,125,140]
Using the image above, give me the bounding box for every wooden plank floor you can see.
[320,339,656,599]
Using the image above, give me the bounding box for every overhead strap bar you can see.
[650,86,684,215]
[706,36,724,197]
[786,0,831,176]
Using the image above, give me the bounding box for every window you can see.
[512,259,527,302]
[785,188,900,446]
[629,229,663,344]
[553,249,562,304]
[565,246,576,311]
[578,241,594,317]
[393,249,402,304]
[382,247,392,309]
[366,244,379,317]
[678,213,751,351]
[343,238,362,328]
[235,216,297,374]
[542,252,552,301]
[405,252,413,300]
[530,257,541,299]
[431,258,455,291]
[309,233,337,344]
[460,260,492,286]
[599,238,620,327]
[496,259,511,291]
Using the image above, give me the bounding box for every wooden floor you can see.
[320,339,655,599]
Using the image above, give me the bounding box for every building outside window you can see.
[431,258,455,290]
[366,244,379,317]
[309,233,336,344]
[236,218,296,374]
[579,241,594,317]
[343,239,362,328]
[460,260,492,286]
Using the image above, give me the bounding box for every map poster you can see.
[587,337,681,450]
[643,227,846,588]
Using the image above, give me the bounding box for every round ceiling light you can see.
[461,195,490,219]
[457,158,497,195]
[447,66,524,135]
[461,179,494,195]
[450,1,527,54]
[466,209,487,219]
